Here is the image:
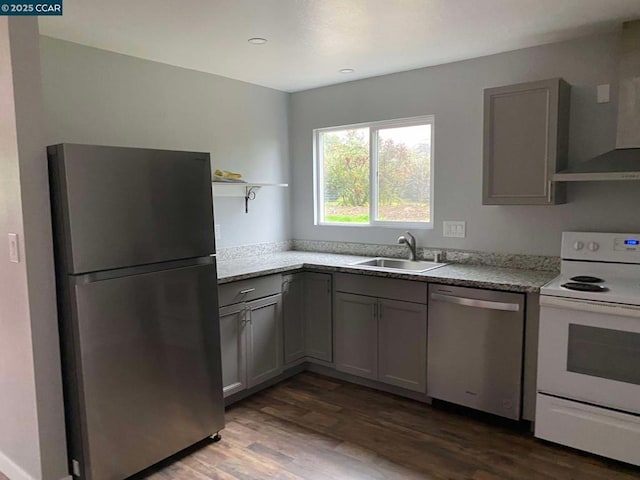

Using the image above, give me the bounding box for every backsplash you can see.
[292,239,560,272]
[217,239,559,271]
[216,240,292,261]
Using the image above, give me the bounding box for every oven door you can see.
[538,295,640,414]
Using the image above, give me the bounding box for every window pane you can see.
[376,124,431,223]
[321,128,370,224]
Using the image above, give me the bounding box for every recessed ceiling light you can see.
[248,37,268,45]
[339,68,354,74]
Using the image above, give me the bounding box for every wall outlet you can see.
[443,221,466,238]
[596,84,610,104]
[8,233,19,263]
[214,224,221,241]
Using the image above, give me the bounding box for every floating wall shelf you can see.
[212,182,288,213]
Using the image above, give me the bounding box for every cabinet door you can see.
[378,299,427,393]
[282,274,305,365]
[219,303,247,398]
[246,294,283,388]
[304,272,333,362]
[483,78,569,205]
[334,293,378,380]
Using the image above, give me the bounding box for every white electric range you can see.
[535,232,640,466]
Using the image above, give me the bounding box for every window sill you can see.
[316,222,433,230]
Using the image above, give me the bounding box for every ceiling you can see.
[39,0,640,92]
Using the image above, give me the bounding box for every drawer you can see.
[334,273,427,304]
[218,274,282,307]
[535,394,640,466]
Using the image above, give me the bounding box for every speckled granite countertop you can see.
[217,251,557,293]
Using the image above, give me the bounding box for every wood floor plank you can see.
[141,372,640,480]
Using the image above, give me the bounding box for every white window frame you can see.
[314,115,434,229]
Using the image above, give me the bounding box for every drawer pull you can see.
[239,288,256,295]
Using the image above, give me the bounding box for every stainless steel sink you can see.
[349,257,446,273]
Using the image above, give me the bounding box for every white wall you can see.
[290,31,640,256]
[39,37,291,249]
[0,18,68,480]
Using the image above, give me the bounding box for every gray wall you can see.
[290,31,640,256]
[0,18,67,480]
[39,37,291,249]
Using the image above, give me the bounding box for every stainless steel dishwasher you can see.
[427,284,525,420]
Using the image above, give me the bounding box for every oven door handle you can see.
[540,295,640,319]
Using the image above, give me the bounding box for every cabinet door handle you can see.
[547,180,553,203]
[239,288,255,295]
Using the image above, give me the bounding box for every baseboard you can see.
[306,363,433,404]
[0,451,36,480]
[0,452,71,480]
[224,363,306,407]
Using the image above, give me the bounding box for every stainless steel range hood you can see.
[554,21,640,182]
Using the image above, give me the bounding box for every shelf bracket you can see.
[244,186,261,213]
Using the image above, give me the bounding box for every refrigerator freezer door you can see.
[48,144,215,274]
[71,261,224,480]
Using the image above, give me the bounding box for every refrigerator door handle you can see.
[74,256,215,284]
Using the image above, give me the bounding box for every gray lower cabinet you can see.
[378,299,427,392]
[334,288,428,393]
[304,272,333,362]
[282,272,333,365]
[219,303,247,397]
[246,294,283,388]
[334,292,378,380]
[283,274,305,364]
[483,77,570,205]
[218,275,283,398]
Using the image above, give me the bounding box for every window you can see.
[314,116,433,227]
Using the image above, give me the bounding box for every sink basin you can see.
[349,257,446,273]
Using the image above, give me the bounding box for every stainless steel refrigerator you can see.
[48,144,225,480]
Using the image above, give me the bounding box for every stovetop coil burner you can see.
[561,282,609,292]
[570,275,604,283]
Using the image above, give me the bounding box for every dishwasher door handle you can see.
[430,293,520,312]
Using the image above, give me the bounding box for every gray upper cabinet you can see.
[304,272,333,362]
[483,78,570,205]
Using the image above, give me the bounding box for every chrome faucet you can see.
[397,231,417,261]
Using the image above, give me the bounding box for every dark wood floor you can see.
[146,372,639,479]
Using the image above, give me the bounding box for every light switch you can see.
[8,233,19,263]
[443,221,466,238]
[597,84,610,104]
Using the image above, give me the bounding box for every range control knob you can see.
[573,241,584,251]
[588,241,600,252]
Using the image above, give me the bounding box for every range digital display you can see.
[624,239,639,246]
